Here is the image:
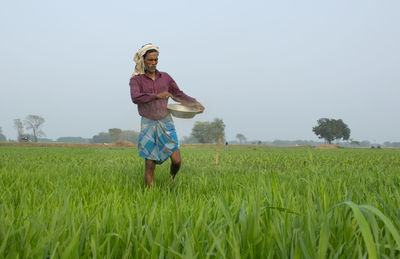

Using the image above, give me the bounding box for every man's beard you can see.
[145,64,156,73]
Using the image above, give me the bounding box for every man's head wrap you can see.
[132,43,159,77]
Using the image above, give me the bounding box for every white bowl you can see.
[167,104,201,119]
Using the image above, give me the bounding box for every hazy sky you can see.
[1,0,399,143]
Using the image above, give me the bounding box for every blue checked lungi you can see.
[138,115,179,164]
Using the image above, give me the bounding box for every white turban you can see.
[132,43,159,77]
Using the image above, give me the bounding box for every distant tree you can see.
[236,133,246,144]
[0,127,6,142]
[191,118,226,143]
[24,115,45,142]
[383,142,400,148]
[91,132,111,143]
[360,140,371,147]
[109,128,122,142]
[392,142,400,148]
[191,121,210,143]
[270,139,324,146]
[120,130,139,144]
[209,118,225,143]
[57,137,90,143]
[272,139,288,146]
[38,138,54,143]
[181,135,198,144]
[312,118,350,144]
[14,119,24,141]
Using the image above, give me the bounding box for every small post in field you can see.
[215,135,222,168]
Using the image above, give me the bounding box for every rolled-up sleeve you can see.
[130,77,156,104]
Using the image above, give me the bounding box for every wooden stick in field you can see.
[215,135,222,168]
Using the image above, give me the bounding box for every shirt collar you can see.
[143,70,162,80]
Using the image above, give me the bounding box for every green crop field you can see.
[0,145,399,258]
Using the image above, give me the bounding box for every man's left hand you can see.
[195,102,205,113]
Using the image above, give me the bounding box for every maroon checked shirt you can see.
[130,70,197,120]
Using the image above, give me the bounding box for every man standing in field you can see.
[129,44,204,187]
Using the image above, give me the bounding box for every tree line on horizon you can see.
[1,116,399,147]
[0,115,227,145]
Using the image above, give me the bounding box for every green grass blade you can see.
[317,213,330,259]
[360,205,400,249]
[341,201,377,259]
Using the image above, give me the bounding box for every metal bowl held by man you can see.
[167,104,202,119]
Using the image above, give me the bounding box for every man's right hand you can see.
[156,91,173,99]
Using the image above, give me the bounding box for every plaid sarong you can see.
[138,115,179,164]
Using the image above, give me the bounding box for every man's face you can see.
[144,52,158,73]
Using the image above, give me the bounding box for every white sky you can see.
[1,0,399,143]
